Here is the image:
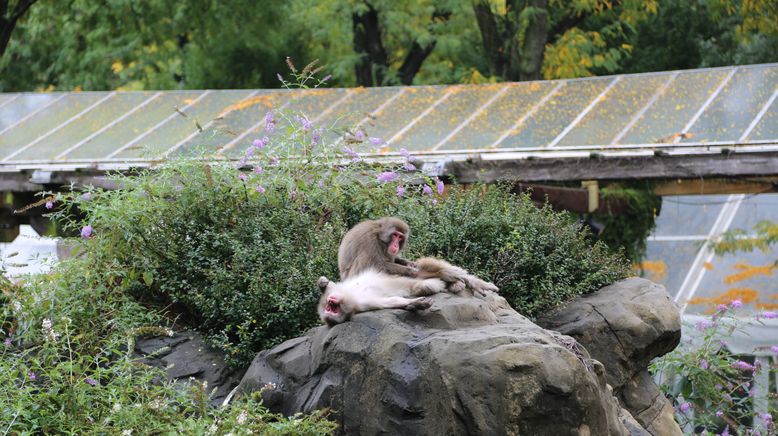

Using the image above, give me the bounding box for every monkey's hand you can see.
[394,257,420,273]
[383,261,419,277]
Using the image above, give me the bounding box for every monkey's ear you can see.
[317,276,330,293]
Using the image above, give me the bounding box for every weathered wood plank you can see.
[446,152,778,183]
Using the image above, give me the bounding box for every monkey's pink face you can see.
[319,290,351,326]
[324,295,341,317]
[388,231,404,255]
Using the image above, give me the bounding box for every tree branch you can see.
[0,0,38,58]
[397,10,451,85]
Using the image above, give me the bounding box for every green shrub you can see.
[399,185,631,317]
[47,161,629,369]
[0,254,337,434]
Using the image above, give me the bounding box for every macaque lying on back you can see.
[317,258,498,326]
[317,271,445,326]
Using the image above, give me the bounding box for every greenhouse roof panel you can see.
[0,63,776,166]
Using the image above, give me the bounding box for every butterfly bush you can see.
[226,67,443,213]
[651,302,777,435]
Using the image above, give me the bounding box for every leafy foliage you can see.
[596,184,662,263]
[652,305,777,434]
[714,220,778,259]
[0,252,337,434]
[0,0,300,91]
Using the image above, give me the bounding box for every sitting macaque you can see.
[338,217,418,279]
[317,270,446,326]
[337,217,499,295]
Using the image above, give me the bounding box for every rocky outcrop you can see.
[134,330,241,407]
[236,291,648,436]
[537,278,682,436]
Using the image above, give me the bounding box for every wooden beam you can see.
[446,151,778,183]
[654,178,778,195]
[512,183,632,215]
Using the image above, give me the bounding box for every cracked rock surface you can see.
[237,290,649,436]
[135,330,242,407]
[537,277,682,436]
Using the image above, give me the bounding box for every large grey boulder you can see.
[135,330,242,407]
[237,291,647,436]
[536,278,682,436]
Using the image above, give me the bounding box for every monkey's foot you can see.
[406,297,433,311]
[417,278,446,294]
[447,280,467,293]
[465,276,500,296]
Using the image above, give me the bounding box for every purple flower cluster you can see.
[695,319,715,331]
[730,299,743,308]
[45,201,53,209]
[731,360,755,372]
[265,111,276,134]
[81,225,93,239]
[253,137,269,149]
[341,146,361,161]
[85,377,98,386]
[295,115,312,132]
[377,172,399,183]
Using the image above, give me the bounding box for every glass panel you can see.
[499,77,611,149]
[179,90,285,153]
[0,94,17,106]
[619,68,732,144]
[641,240,701,300]
[314,87,403,143]
[359,86,447,147]
[14,92,153,161]
[686,247,778,315]
[397,84,502,152]
[443,81,555,151]
[0,93,111,160]
[219,88,351,158]
[747,95,778,141]
[680,65,778,143]
[654,195,726,236]
[728,193,778,235]
[112,90,253,159]
[0,94,62,131]
[68,92,202,159]
[556,73,672,147]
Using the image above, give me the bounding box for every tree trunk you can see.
[517,0,548,81]
[352,3,388,87]
[0,0,37,58]
[472,0,506,77]
[473,0,548,81]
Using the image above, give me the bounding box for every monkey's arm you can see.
[394,257,419,269]
[382,260,419,277]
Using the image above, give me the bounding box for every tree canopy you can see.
[1,0,777,91]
